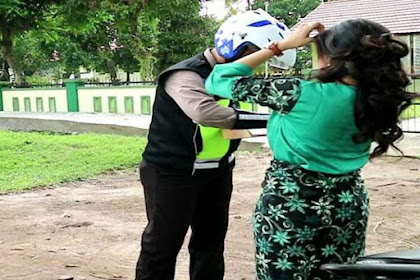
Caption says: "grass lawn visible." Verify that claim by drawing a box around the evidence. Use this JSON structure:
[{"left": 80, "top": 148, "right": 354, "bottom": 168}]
[
  {"left": 402, "top": 79, "right": 420, "bottom": 119},
  {"left": 0, "top": 131, "right": 147, "bottom": 193},
  {"left": 400, "top": 99, "right": 420, "bottom": 120},
  {"left": 401, "top": 103, "right": 420, "bottom": 120}
]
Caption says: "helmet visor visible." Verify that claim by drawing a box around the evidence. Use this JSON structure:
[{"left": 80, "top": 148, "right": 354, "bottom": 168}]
[{"left": 268, "top": 48, "right": 297, "bottom": 69}]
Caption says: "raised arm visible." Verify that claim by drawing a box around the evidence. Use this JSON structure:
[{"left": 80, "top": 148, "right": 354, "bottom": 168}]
[
  {"left": 205, "top": 22, "right": 323, "bottom": 114},
  {"left": 235, "top": 21, "right": 325, "bottom": 69},
  {"left": 205, "top": 63, "right": 302, "bottom": 114},
  {"left": 232, "top": 76, "right": 301, "bottom": 114}
]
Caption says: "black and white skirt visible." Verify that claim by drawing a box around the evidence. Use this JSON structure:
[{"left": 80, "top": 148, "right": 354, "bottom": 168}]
[{"left": 253, "top": 160, "right": 369, "bottom": 280}]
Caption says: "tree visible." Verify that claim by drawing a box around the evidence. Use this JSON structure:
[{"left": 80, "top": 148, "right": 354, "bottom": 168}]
[
  {"left": 47, "top": 0, "right": 118, "bottom": 79},
  {"left": 0, "top": 54, "right": 10, "bottom": 81},
  {"left": 9, "top": 0, "right": 153, "bottom": 82},
  {"left": 13, "top": 0, "right": 128, "bottom": 82},
  {"left": 96, "top": 0, "right": 217, "bottom": 79},
  {"left": 95, "top": 0, "right": 159, "bottom": 80},
  {"left": 0, "top": 0, "right": 66, "bottom": 85},
  {"left": 252, "top": 0, "right": 321, "bottom": 75},
  {"left": 151, "top": 0, "right": 219, "bottom": 75},
  {"left": 7, "top": 0, "right": 218, "bottom": 83},
  {"left": 113, "top": 47, "right": 140, "bottom": 82},
  {"left": 252, "top": 0, "right": 320, "bottom": 27}
]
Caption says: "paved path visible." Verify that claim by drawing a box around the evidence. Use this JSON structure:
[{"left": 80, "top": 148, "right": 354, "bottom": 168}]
[
  {"left": 0, "top": 112, "right": 151, "bottom": 136},
  {"left": 403, "top": 117, "right": 420, "bottom": 133},
  {"left": 0, "top": 112, "right": 419, "bottom": 157}
]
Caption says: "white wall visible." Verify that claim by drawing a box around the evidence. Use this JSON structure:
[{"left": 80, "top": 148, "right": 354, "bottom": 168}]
[
  {"left": 2, "top": 88, "right": 68, "bottom": 112},
  {"left": 78, "top": 86, "right": 156, "bottom": 114},
  {"left": 1, "top": 85, "right": 270, "bottom": 115}
]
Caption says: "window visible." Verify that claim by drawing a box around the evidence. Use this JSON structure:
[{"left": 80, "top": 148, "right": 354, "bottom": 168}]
[
  {"left": 48, "top": 97, "right": 56, "bottom": 112},
  {"left": 413, "top": 34, "right": 420, "bottom": 74},
  {"left": 36, "top": 97, "right": 43, "bottom": 112},
  {"left": 124, "top": 97, "right": 134, "bottom": 113},
  {"left": 94, "top": 97, "right": 102, "bottom": 113},
  {"left": 108, "top": 96, "right": 117, "bottom": 113},
  {"left": 24, "top": 97, "right": 31, "bottom": 112},
  {"left": 12, "top": 98, "right": 19, "bottom": 112},
  {"left": 141, "top": 96, "right": 151, "bottom": 115}
]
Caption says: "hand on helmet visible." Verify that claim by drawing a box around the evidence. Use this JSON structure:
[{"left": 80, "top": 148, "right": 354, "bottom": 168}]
[{"left": 277, "top": 22, "right": 325, "bottom": 51}]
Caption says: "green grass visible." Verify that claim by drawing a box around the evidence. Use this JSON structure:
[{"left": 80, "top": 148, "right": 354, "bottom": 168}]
[
  {"left": 0, "top": 131, "right": 147, "bottom": 193},
  {"left": 402, "top": 79, "right": 420, "bottom": 120},
  {"left": 400, "top": 99, "right": 420, "bottom": 120}
]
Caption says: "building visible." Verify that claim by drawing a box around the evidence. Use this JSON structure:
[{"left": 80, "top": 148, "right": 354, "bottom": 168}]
[{"left": 294, "top": 0, "right": 420, "bottom": 74}]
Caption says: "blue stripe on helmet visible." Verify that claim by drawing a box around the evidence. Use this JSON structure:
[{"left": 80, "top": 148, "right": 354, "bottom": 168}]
[
  {"left": 276, "top": 23, "right": 286, "bottom": 31},
  {"left": 248, "top": 20, "right": 272, "bottom": 27}
]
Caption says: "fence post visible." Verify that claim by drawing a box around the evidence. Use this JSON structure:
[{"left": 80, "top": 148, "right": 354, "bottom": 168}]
[
  {"left": 311, "top": 42, "right": 318, "bottom": 69},
  {"left": 64, "top": 79, "right": 84, "bottom": 112},
  {"left": 0, "top": 82, "right": 10, "bottom": 112}
]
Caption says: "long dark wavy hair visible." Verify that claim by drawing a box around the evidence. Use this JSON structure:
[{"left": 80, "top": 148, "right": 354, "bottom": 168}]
[{"left": 313, "top": 19, "right": 413, "bottom": 158}]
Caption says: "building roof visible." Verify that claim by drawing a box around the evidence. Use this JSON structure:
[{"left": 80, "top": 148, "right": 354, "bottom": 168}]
[{"left": 295, "top": 0, "right": 420, "bottom": 34}]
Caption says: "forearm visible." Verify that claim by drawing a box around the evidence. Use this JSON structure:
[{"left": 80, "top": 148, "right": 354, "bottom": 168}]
[
  {"left": 165, "top": 70, "right": 237, "bottom": 129},
  {"left": 189, "top": 98, "right": 237, "bottom": 129},
  {"left": 205, "top": 62, "right": 301, "bottom": 113},
  {"left": 233, "top": 21, "right": 325, "bottom": 70},
  {"left": 235, "top": 48, "right": 275, "bottom": 69},
  {"left": 166, "top": 70, "right": 270, "bottom": 129}
]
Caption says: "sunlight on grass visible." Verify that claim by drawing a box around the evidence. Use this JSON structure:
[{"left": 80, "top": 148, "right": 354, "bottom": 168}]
[{"left": 0, "top": 131, "right": 146, "bottom": 193}]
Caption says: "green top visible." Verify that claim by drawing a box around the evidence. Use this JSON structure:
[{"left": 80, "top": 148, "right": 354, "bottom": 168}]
[{"left": 205, "top": 63, "right": 371, "bottom": 174}]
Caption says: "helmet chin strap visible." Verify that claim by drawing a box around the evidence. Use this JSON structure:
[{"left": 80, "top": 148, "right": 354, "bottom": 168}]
[
  {"left": 240, "top": 47, "right": 259, "bottom": 57},
  {"left": 221, "top": 46, "right": 260, "bottom": 63}
]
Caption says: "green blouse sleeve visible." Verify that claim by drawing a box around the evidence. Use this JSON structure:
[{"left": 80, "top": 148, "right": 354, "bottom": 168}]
[
  {"left": 205, "top": 62, "right": 254, "bottom": 99},
  {"left": 233, "top": 76, "right": 302, "bottom": 114},
  {"left": 205, "top": 62, "right": 302, "bottom": 114}
]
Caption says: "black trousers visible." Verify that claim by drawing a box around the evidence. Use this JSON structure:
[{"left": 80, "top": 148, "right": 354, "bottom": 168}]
[{"left": 135, "top": 160, "right": 234, "bottom": 280}]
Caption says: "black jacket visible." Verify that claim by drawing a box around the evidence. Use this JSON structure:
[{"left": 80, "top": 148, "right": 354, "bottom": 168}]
[{"left": 142, "top": 52, "right": 267, "bottom": 173}]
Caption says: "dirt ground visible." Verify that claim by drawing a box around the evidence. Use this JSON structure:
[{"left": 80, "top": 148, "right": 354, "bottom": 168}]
[{"left": 0, "top": 153, "right": 419, "bottom": 280}]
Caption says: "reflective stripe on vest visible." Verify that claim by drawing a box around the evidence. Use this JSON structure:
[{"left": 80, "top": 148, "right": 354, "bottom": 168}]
[{"left": 196, "top": 99, "right": 252, "bottom": 163}]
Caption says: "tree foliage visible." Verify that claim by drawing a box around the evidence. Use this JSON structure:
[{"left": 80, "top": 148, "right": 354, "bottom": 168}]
[
  {"left": 252, "top": 0, "right": 321, "bottom": 75},
  {"left": 0, "top": 0, "right": 65, "bottom": 85},
  {"left": 2, "top": 0, "right": 219, "bottom": 84},
  {"left": 1, "top": 0, "right": 324, "bottom": 84},
  {"left": 251, "top": 0, "right": 321, "bottom": 27},
  {"left": 151, "top": 0, "right": 219, "bottom": 75},
  {"left": 11, "top": 1, "right": 114, "bottom": 81}
]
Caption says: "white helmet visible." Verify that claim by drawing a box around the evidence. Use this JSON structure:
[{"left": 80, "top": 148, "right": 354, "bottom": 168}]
[{"left": 214, "top": 9, "right": 296, "bottom": 69}]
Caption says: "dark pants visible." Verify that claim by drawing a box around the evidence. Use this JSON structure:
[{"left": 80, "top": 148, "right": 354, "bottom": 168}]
[{"left": 135, "top": 160, "right": 234, "bottom": 280}]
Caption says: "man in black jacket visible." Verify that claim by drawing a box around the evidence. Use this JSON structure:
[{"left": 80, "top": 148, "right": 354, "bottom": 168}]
[{"left": 135, "top": 9, "right": 288, "bottom": 280}]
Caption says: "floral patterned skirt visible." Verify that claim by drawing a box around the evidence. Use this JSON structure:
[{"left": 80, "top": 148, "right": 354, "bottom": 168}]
[{"left": 253, "top": 160, "right": 369, "bottom": 280}]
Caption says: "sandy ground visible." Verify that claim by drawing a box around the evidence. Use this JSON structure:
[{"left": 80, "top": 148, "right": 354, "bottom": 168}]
[{"left": 0, "top": 153, "right": 419, "bottom": 280}]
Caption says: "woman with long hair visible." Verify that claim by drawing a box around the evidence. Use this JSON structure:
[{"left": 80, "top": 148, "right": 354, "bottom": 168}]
[{"left": 205, "top": 19, "right": 413, "bottom": 280}]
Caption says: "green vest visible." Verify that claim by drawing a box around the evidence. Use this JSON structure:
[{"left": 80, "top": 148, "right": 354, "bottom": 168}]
[{"left": 197, "top": 99, "right": 252, "bottom": 161}]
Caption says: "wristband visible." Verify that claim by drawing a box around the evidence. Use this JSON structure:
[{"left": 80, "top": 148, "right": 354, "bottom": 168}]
[{"left": 265, "top": 42, "right": 284, "bottom": 56}]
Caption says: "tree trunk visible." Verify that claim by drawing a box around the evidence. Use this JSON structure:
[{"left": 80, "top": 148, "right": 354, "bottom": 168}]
[
  {"left": 107, "top": 60, "right": 119, "bottom": 84},
  {"left": 0, "top": 57, "right": 10, "bottom": 81},
  {"left": 126, "top": 71, "right": 130, "bottom": 82},
  {"left": 0, "top": 23, "right": 26, "bottom": 86}
]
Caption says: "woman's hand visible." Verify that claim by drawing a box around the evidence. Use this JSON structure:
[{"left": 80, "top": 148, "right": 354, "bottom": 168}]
[{"left": 277, "top": 22, "right": 325, "bottom": 51}]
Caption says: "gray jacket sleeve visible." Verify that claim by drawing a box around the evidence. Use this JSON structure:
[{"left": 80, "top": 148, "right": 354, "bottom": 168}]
[{"left": 164, "top": 70, "right": 237, "bottom": 129}]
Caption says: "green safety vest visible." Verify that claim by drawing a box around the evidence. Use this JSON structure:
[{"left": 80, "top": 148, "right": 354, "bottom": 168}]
[{"left": 197, "top": 99, "right": 252, "bottom": 161}]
